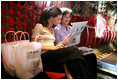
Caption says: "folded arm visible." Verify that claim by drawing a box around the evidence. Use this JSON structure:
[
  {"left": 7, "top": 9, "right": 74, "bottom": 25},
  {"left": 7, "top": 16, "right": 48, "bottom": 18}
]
[{"left": 31, "top": 38, "right": 64, "bottom": 51}]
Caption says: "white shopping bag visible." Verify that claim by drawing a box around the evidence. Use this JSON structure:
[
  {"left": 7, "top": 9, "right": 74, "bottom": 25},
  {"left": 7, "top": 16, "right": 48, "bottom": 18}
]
[
  {"left": 14, "top": 42, "right": 43, "bottom": 79},
  {"left": 1, "top": 31, "right": 30, "bottom": 77},
  {"left": 1, "top": 40, "right": 30, "bottom": 76}
]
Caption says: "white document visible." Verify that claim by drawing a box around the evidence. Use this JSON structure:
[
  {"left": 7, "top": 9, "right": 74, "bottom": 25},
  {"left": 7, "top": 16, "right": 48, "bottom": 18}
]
[{"left": 66, "top": 21, "right": 88, "bottom": 46}]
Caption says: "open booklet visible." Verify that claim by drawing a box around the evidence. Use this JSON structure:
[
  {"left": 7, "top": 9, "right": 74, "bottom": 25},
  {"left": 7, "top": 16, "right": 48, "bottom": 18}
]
[{"left": 66, "top": 21, "right": 88, "bottom": 46}]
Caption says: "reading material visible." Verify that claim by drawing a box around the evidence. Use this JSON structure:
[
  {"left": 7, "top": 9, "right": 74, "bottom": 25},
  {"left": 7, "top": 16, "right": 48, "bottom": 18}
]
[{"left": 66, "top": 21, "right": 88, "bottom": 46}]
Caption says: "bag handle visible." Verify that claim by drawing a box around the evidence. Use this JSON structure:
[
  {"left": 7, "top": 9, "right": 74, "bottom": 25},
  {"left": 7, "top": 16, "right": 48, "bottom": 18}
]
[
  {"left": 15, "top": 31, "right": 24, "bottom": 41},
  {"left": 20, "top": 32, "right": 30, "bottom": 40},
  {"left": 5, "top": 31, "right": 30, "bottom": 43},
  {"left": 34, "top": 35, "right": 40, "bottom": 42},
  {"left": 34, "top": 35, "right": 44, "bottom": 42},
  {"left": 15, "top": 31, "right": 30, "bottom": 40},
  {"left": 5, "top": 31, "right": 16, "bottom": 43}
]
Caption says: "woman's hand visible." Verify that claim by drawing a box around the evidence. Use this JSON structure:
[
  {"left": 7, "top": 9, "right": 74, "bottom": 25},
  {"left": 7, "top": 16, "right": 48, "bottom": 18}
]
[
  {"left": 56, "top": 44, "right": 66, "bottom": 48},
  {"left": 61, "top": 33, "right": 72, "bottom": 45},
  {"left": 42, "top": 45, "right": 61, "bottom": 51}
]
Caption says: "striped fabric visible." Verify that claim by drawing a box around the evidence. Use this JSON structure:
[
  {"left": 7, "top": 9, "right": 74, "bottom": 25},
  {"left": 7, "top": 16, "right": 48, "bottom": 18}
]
[{"left": 32, "top": 24, "right": 55, "bottom": 46}]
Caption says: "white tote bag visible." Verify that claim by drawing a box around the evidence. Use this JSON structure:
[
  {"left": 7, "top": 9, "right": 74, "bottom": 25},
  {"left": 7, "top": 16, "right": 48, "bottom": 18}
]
[
  {"left": 14, "top": 42, "right": 43, "bottom": 79},
  {"left": 1, "top": 31, "right": 30, "bottom": 77}
]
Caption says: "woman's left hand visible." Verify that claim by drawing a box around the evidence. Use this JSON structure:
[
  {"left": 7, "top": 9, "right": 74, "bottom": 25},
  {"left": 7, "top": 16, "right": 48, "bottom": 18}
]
[
  {"left": 56, "top": 44, "right": 65, "bottom": 48},
  {"left": 62, "top": 33, "right": 72, "bottom": 45}
]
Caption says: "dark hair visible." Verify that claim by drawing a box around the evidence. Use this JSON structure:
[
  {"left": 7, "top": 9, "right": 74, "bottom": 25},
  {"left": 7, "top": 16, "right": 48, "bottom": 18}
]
[
  {"left": 38, "top": 6, "right": 62, "bottom": 27},
  {"left": 63, "top": 10, "right": 73, "bottom": 17}
]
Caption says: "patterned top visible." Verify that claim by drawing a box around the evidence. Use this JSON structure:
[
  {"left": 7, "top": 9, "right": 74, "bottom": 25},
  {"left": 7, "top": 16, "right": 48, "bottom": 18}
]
[{"left": 32, "top": 24, "right": 55, "bottom": 46}]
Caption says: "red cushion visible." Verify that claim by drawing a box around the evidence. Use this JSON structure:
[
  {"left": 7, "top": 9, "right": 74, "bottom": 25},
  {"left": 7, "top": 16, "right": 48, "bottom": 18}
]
[
  {"left": 1, "top": 59, "right": 3, "bottom": 63},
  {"left": 45, "top": 71, "right": 65, "bottom": 79},
  {"left": 87, "top": 17, "right": 96, "bottom": 27}
]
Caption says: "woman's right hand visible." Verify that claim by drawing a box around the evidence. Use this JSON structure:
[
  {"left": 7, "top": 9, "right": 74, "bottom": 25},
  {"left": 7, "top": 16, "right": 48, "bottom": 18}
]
[
  {"left": 51, "top": 44, "right": 66, "bottom": 50},
  {"left": 56, "top": 44, "right": 65, "bottom": 48},
  {"left": 53, "top": 46, "right": 61, "bottom": 50},
  {"left": 42, "top": 45, "right": 61, "bottom": 51}
]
